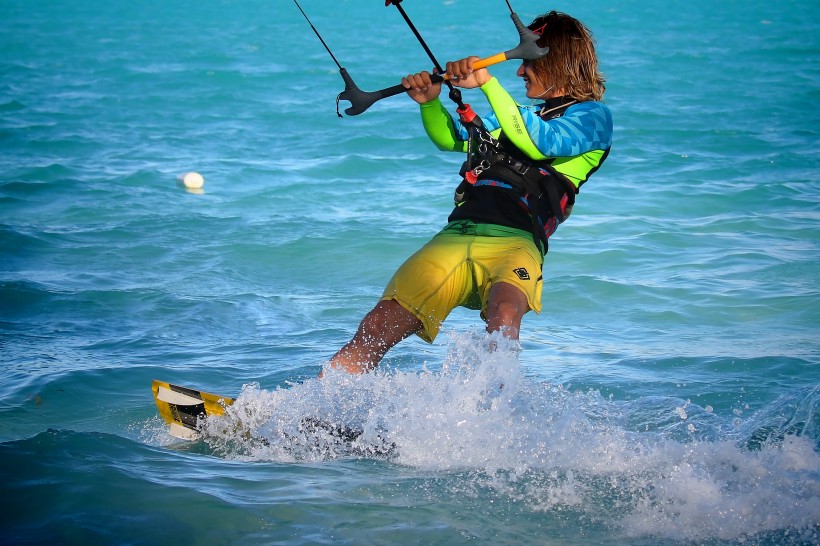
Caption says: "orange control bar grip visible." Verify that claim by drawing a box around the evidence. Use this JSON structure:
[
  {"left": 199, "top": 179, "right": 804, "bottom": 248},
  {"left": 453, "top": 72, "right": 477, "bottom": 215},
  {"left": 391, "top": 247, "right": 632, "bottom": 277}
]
[{"left": 440, "top": 52, "right": 510, "bottom": 81}]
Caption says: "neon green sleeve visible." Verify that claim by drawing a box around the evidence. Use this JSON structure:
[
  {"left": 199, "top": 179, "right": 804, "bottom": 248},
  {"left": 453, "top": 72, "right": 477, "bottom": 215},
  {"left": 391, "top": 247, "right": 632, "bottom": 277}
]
[
  {"left": 480, "top": 77, "right": 548, "bottom": 161},
  {"left": 419, "top": 98, "right": 468, "bottom": 153}
]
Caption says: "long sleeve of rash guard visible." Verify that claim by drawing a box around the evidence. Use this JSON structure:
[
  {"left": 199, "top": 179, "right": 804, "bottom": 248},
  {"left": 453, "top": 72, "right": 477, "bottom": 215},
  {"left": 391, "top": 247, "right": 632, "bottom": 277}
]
[{"left": 419, "top": 98, "right": 468, "bottom": 153}]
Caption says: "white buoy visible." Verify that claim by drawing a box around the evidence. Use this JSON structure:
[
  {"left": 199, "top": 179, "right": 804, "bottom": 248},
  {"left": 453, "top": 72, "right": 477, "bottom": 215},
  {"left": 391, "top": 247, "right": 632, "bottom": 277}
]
[{"left": 178, "top": 172, "right": 204, "bottom": 189}]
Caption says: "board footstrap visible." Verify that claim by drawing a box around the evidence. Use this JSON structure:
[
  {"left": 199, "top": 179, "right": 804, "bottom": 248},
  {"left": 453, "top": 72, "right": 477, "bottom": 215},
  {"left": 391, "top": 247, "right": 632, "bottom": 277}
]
[{"left": 151, "top": 380, "right": 235, "bottom": 440}]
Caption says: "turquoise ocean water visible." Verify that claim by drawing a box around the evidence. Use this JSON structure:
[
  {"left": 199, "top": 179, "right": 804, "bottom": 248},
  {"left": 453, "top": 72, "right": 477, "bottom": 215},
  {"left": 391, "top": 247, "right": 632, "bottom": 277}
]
[{"left": 1, "top": 0, "right": 819, "bottom": 543}]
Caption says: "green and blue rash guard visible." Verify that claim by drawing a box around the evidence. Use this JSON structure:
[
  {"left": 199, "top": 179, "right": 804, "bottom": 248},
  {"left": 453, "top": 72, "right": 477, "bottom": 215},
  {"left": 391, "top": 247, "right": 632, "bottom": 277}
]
[{"left": 420, "top": 77, "right": 613, "bottom": 250}]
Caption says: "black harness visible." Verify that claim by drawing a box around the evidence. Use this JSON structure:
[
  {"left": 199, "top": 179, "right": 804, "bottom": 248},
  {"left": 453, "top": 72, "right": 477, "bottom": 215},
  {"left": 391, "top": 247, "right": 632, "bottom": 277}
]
[{"left": 454, "top": 97, "right": 579, "bottom": 253}]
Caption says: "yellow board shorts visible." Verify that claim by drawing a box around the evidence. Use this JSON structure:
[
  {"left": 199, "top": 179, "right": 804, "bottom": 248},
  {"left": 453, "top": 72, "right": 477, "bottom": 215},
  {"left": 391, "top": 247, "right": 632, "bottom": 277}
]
[{"left": 381, "top": 220, "right": 544, "bottom": 342}]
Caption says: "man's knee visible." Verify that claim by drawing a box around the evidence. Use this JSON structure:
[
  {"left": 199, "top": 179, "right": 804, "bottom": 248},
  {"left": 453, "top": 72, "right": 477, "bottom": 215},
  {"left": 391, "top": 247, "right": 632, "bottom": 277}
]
[
  {"left": 487, "top": 299, "right": 526, "bottom": 325},
  {"left": 485, "top": 282, "right": 530, "bottom": 338},
  {"left": 358, "top": 300, "right": 421, "bottom": 343}
]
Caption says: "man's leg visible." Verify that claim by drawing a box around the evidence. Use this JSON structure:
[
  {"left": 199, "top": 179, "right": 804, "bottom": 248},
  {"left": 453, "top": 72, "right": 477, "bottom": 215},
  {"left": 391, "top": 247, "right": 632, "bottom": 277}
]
[
  {"left": 485, "top": 281, "right": 530, "bottom": 339},
  {"left": 327, "top": 299, "right": 423, "bottom": 374}
]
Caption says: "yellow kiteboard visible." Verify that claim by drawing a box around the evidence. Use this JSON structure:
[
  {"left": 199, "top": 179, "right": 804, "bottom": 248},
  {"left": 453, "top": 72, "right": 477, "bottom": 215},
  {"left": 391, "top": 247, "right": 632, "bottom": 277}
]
[
  {"left": 151, "top": 380, "right": 396, "bottom": 456},
  {"left": 151, "top": 379, "right": 234, "bottom": 440}
]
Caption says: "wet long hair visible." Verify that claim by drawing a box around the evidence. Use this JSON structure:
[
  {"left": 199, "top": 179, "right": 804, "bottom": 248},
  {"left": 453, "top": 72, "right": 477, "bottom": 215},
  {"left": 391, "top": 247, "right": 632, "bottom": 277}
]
[{"left": 527, "top": 11, "right": 605, "bottom": 102}]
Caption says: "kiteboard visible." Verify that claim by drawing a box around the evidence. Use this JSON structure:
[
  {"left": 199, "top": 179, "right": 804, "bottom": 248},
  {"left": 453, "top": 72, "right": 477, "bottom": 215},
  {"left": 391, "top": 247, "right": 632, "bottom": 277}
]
[
  {"left": 151, "top": 379, "right": 396, "bottom": 456},
  {"left": 151, "top": 379, "right": 234, "bottom": 440}
]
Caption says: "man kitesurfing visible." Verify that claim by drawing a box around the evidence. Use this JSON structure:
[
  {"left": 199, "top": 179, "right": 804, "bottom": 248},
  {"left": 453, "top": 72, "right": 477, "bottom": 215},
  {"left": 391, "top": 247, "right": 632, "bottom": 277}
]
[
  {"left": 152, "top": 3, "right": 613, "bottom": 440},
  {"left": 326, "top": 8, "right": 613, "bottom": 374}
]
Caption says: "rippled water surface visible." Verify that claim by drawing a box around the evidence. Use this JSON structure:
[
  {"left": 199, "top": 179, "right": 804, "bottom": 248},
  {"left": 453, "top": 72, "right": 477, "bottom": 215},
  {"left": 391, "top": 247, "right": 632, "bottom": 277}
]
[{"left": 1, "top": 0, "right": 818, "bottom": 544}]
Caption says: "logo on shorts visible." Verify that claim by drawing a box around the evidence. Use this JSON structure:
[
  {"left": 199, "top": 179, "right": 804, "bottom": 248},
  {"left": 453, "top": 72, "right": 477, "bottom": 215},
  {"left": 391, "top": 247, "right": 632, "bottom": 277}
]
[{"left": 513, "top": 267, "right": 530, "bottom": 280}]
